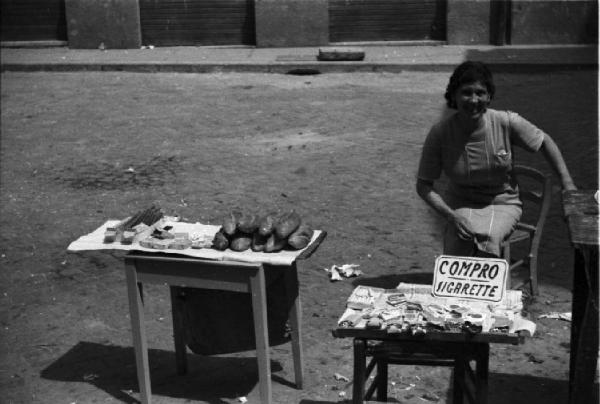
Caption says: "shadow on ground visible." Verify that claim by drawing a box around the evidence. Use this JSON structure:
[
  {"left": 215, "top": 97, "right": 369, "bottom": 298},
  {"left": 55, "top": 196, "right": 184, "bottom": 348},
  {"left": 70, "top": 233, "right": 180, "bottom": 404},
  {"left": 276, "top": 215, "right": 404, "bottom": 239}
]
[{"left": 40, "top": 341, "right": 284, "bottom": 404}]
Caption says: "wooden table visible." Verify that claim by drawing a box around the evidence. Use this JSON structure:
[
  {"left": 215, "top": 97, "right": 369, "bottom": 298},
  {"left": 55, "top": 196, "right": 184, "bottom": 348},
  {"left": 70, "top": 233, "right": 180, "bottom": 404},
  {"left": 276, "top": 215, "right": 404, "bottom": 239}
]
[
  {"left": 332, "top": 328, "right": 522, "bottom": 404},
  {"left": 124, "top": 235, "right": 324, "bottom": 404},
  {"left": 562, "top": 190, "right": 599, "bottom": 404}
]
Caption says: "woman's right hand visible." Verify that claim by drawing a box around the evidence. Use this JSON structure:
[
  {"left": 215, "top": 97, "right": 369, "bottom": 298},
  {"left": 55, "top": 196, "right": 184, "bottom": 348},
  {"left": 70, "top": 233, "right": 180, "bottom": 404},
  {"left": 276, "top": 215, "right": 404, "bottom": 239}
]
[{"left": 449, "top": 212, "right": 475, "bottom": 240}]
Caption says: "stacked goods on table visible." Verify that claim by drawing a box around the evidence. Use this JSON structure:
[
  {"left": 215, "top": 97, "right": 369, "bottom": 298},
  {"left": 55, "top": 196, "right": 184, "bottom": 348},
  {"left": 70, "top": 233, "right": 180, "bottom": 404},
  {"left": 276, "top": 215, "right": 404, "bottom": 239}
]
[
  {"left": 105, "top": 207, "right": 316, "bottom": 253},
  {"left": 103, "top": 205, "right": 214, "bottom": 250},
  {"left": 212, "top": 210, "right": 314, "bottom": 253},
  {"left": 138, "top": 224, "right": 214, "bottom": 250},
  {"left": 103, "top": 205, "right": 164, "bottom": 244},
  {"left": 337, "top": 283, "right": 535, "bottom": 336}
]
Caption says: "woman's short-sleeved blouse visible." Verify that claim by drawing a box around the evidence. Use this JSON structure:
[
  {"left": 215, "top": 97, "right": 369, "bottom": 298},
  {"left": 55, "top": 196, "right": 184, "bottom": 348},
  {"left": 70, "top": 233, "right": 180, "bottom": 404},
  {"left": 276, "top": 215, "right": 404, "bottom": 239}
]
[{"left": 417, "top": 109, "right": 545, "bottom": 207}]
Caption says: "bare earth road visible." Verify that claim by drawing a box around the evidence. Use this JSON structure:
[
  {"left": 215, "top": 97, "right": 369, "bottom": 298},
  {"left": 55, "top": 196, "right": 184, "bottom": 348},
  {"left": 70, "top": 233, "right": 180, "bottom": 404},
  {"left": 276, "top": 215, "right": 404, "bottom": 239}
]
[{"left": 0, "top": 70, "right": 597, "bottom": 404}]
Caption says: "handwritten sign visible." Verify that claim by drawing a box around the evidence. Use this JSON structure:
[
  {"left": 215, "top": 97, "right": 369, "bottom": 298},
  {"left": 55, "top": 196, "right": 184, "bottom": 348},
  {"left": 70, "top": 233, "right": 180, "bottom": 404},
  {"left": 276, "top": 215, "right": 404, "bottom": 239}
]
[{"left": 432, "top": 255, "right": 508, "bottom": 303}]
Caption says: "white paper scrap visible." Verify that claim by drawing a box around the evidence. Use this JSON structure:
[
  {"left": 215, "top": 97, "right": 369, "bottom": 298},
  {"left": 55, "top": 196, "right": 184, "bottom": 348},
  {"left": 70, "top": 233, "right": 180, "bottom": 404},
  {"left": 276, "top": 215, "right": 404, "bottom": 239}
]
[
  {"left": 509, "top": 313, "right": 537, "bottom": 336},
  {"left": 538, "top": 312, "right": 572, "bottom": 321}
]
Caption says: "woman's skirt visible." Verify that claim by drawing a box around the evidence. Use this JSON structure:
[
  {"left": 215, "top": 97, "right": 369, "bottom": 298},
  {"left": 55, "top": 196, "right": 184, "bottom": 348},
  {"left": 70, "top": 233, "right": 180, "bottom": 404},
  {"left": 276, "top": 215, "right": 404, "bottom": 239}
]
[{"left": 444, "top": 204, "right": 522, "bottom": 257}]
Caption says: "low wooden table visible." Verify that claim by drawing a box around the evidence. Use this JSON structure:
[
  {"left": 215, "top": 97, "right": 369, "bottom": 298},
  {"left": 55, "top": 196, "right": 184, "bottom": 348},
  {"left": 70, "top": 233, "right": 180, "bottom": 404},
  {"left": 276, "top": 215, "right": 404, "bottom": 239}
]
[
  {"left": 562, "top": 190, "right": 599, "bottom": 404},
  {"left": 332, "top": 328, "right": 522, "bottom": 404},
  {"left": 124, "top": 233, "right": 324, "bottom": 404}
]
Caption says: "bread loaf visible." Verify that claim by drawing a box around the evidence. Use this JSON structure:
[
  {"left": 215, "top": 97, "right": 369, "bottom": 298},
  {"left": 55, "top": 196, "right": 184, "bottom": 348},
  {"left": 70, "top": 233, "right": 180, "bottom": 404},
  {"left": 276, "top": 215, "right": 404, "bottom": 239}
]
[
  {"left": 222, "top": 211, "right": 242, "bottom": 236},
  {"left": 275, "top": 210, "right": 301, "bottom": 239},
  {"left": 251, "top": 232, "right": 269, "bottom": 252},
  {"left": 211, "top": 229, "right": 230, "bottom": 250},
  {"left": 230, "top": 233, "right": 252, "bottom": 252},
  {"left": 237, "top": 213, "right": 259, "bottom": 234},
  {"left": 287, "top": 223, "right": 314, "bottom": 250},
  {"left": 258, "top": 212, "right": 279, "bottom": 236},
  {"left": 264, "top": 233, "right": 287, "bottom": 253}
]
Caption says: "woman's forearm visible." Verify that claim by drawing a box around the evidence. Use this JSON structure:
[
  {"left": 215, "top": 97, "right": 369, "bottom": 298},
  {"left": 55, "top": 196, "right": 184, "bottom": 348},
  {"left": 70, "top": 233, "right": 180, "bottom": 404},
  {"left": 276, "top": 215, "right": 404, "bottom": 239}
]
[
  {"left": 416, "top": 179, "right": 455, "bottom": 221},
  {"left": 416, "top": 179, "right": 475, "bottom": 239},
  {"left": 540, "top": 133, "right": 577, "bottom": 190}
]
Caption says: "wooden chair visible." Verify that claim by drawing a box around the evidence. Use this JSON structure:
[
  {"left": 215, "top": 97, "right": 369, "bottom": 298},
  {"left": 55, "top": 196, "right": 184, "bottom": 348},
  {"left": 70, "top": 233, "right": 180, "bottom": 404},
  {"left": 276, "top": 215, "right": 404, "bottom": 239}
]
[{"left": 500, "top": 165, "right": 552, "bottom": 296}]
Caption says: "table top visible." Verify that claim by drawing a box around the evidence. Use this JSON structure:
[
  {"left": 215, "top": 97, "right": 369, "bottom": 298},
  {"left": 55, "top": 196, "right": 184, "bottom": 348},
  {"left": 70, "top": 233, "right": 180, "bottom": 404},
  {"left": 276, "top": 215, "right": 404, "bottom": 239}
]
[
  {"left": 562, "top": 190, "right": 599, "bottom": 246},
  {"left": 332, "top": 327, "right": 522, "bottom": 345},
  {"left": 69, "top": 220, "right": 327, "bottom": 265}
]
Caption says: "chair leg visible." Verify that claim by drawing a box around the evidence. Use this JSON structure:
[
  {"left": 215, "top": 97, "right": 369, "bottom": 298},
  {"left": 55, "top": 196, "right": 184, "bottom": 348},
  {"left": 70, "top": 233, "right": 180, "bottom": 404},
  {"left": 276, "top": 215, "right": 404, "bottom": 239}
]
[
  {"left": 529, "top": 255, "right": 539, "bottom": 296},
  {"left": 502, "top": 242, "right": 512, "bottom": 290}
]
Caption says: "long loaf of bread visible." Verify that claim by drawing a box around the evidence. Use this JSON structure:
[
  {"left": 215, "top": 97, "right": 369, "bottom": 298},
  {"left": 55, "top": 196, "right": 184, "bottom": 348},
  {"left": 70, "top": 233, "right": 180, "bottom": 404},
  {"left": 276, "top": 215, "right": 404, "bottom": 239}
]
[
  {"left": 275, "top": 210, "right": 301, "bottom": 239},
  {"left": 287, "top": 223, "right": 314, "bottom": 250}
]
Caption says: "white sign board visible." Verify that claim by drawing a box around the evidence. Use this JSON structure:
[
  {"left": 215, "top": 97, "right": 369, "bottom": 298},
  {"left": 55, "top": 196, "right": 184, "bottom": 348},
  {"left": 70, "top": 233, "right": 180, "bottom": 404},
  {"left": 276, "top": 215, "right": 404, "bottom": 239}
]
[{"left": 432, "top": 255, "right": 508, "bottom": 303}]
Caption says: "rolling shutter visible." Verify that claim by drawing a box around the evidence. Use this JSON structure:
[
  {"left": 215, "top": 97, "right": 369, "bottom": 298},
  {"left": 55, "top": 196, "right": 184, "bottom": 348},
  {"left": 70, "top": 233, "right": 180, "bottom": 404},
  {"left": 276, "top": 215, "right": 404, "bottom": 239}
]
[
  {"left": 329, "top": 0, "right": 446, "bottom": 43},
  {"left": 139, "top": 0, "right": 255, "bottom": 46},
  {"left": 1, "top": 0, "right": 67, "bottom": 41}
]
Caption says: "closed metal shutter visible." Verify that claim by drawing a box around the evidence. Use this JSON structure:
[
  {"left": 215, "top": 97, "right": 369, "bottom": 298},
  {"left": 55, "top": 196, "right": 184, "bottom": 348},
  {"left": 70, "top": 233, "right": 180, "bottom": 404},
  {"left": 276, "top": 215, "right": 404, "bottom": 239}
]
[
  {"left": 329, "top": 0, "right": 446, "bottom": 43},
  {"left": 139, "top": 0, "right": 255, "bottom": 46},
  {"left": 0, "top": 0, "right": 67, "bottom": 41}
]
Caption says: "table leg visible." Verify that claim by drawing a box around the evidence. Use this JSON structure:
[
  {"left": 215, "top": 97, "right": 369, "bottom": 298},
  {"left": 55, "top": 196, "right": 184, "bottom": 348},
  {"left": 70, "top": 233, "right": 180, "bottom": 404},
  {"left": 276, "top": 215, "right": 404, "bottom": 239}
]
[
  {"left": 285, "top": 263, "right": 304, "bottom": 388},
  {"left": 169, "top": 286, "right": 187, "bottom": 375},
  {"left": 568, "top": 246, "right": 599, "bottom": 404},
  {"left": 475, "top": 344, "right": 489, "bottom": 404},
  {"left": 250, "top": 265, "right": 272, "bottom": 404},
  {"left": 352, "top": 338, "right": 366, "bottom": 404},
  {"left": 375, "top": 358, "right": 388, "bottom": 402},
  {"left": 453, "top": 355, "right": 465, "bottom": 404},
  {"left": 125, "top": 260, "right": 152, "bottom": 404}
]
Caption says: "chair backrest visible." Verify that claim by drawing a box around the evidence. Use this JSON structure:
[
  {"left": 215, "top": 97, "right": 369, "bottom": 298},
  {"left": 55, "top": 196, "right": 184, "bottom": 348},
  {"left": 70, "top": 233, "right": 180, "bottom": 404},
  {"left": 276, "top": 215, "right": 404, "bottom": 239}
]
[{"left": 512, "top": 164, "right": 552, "bottom": 234}]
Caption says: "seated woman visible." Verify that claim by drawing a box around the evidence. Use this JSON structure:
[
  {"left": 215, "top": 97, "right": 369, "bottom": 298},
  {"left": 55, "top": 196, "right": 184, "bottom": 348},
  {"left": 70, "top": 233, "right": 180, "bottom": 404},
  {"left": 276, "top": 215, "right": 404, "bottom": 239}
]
[{"left": 416, "top": 61, "right": 577, "bottom": 258}]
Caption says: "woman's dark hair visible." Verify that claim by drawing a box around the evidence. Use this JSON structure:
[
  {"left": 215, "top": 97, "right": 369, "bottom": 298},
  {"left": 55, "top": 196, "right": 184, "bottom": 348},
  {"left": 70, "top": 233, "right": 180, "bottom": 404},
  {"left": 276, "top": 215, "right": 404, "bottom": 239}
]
[{"left": 444, "top": 61, "right": 495, "bottom": 109}]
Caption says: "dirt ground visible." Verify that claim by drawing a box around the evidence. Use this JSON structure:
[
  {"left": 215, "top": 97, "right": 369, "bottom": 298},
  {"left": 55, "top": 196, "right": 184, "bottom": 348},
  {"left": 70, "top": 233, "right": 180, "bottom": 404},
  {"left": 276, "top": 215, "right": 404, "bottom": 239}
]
[{"left": 0, "top": 69, "right": 598, "bottom": 404}]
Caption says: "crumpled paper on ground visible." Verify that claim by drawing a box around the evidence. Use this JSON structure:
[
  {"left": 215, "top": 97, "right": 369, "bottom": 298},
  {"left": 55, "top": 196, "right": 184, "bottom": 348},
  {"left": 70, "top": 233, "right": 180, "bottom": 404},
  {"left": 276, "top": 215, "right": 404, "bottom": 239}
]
[
  {"left": 509, "top": 313, "right": 537, "bottom": 336},
  {"left": 324, "top": 264, "right": 362, "bottom": 281},
  {"left": 334, "top": 372, "right": 350, "bottom": 382},
  {"left": 538, "top": 311, "right": 572, "bottom": 321}
]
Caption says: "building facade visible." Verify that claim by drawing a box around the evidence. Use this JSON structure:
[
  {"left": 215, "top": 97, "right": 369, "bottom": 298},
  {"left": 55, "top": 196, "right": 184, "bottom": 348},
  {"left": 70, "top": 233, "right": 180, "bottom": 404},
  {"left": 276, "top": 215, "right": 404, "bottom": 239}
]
[{"left": 0, "top": 0, "right": 597, "bottom": 48}]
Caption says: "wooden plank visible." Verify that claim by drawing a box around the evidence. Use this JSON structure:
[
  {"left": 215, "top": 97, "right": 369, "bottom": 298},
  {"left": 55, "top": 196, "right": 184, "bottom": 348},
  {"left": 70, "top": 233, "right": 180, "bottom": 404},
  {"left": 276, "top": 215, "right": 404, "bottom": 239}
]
[{"left": 318, "top": 47, "right": 365, "bottom": 61}]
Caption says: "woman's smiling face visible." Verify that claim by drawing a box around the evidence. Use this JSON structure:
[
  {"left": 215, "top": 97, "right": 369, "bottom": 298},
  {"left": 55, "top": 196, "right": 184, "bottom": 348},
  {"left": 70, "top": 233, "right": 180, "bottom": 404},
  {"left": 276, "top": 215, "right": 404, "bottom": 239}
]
[{"left": 454, "top": 81, "right": 490, "bottom": 122}]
